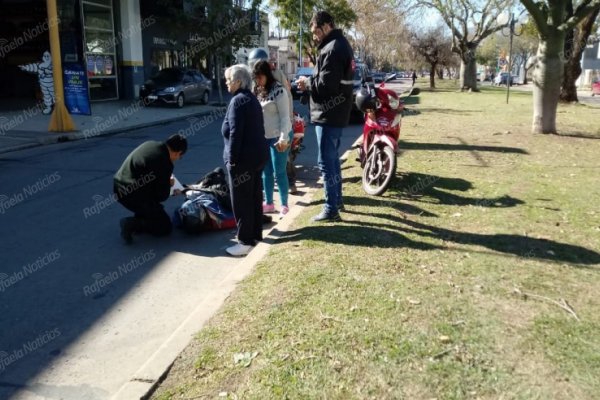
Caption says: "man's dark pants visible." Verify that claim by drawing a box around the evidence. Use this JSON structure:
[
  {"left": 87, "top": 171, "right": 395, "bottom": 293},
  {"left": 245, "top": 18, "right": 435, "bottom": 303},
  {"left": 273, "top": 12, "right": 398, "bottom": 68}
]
[
  {"left": 117, "top": 194, "right": 172, "bottom": 236},
  {"left": 228, "top": 164, "right": 264, "bottom": 246}
]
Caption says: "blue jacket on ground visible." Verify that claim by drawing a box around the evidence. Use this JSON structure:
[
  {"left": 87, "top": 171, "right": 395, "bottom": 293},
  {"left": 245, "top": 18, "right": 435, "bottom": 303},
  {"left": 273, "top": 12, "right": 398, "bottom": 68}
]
[{"left": 221, "top": 88, "right": 268, "bottom": 168}]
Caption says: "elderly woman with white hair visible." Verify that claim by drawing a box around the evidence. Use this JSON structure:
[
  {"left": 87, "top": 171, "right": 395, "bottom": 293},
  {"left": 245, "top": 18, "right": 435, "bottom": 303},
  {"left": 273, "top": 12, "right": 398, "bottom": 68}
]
[{"left": 221, "top": 64, "right": 269, "bottom": 256}]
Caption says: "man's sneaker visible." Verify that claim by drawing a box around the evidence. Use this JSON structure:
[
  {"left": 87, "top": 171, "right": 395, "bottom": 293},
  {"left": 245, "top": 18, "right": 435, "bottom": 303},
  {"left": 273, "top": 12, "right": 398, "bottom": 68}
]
[
  {"left": 226, "top": 243, "right": 254, "bottom": 257},
  {"left": 338, "top": 204, "right": 345, "bottom": 212},
  {"left": 263, "top": 203, "right": 276, "bottom": 213},
  {"left": 311, "top": 210, "right": 341, "bottom": 222},
  {"left": 279, "top": 205, "right": 289, "bottom": 219},
  {"left": 289, "top": 184, "right": 299, "bottom": 195},
  {"left": 119, "top": 217, "right": 137, "bottom": 245}
]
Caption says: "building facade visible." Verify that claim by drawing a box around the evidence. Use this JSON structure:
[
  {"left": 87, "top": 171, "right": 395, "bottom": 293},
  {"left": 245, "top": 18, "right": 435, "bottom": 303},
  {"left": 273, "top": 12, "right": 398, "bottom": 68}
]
[{"left": 0, "top": 0, "right": 263, "bottom": 115}]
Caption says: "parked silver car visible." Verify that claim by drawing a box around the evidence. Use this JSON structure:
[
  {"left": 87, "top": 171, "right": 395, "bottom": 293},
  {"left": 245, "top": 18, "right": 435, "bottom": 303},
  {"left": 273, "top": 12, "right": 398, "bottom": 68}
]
[{"left": 140, "top": 68, "right": 212, "bottom": 107}]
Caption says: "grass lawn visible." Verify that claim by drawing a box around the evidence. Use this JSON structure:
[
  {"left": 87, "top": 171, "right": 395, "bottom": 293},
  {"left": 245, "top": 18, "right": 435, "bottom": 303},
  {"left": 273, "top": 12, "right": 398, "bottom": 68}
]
[{"left": 151, "top": 79, "right": 600, "bottom": 400}]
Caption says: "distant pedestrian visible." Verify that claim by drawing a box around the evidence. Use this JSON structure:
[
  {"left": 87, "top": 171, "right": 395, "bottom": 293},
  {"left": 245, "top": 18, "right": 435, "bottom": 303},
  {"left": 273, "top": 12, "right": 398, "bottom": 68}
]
[
  {"left": 296, "top": 10, "right": 354, "bottom": 222},
  {"left": 252, "top": 60, "right": 293, "bottom": 219},
  {"left": 114, "top": 134, "right": 187, "bottom": 244},
  {"left": 222, "top": 64, "right": 269, "bottom": 257},
  {"left": 412, "top": 70, "right": 417, "bottom": 86}
]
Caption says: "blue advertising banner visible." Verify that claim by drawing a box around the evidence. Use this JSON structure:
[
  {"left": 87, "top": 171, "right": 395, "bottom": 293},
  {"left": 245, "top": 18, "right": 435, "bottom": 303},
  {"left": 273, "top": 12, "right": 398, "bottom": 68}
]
[{"left": 63, "top": 63, "right": 91, "bottom": 115}]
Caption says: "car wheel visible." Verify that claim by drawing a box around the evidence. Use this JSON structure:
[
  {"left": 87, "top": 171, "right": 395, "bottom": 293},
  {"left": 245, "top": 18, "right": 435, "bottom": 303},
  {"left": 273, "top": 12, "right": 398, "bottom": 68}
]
[
  {"left": 201, "top": 91, "right": 209, "bottom": 105},
  {"left": 176, "top": 94, "right": 184, "bottom": 108}
]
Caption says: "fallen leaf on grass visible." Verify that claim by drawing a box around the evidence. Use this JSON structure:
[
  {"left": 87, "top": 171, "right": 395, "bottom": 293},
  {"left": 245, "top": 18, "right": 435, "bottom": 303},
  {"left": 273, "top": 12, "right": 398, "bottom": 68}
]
[
  {"left": 439, "top": 335, "right": 452, "bottom": 344},
  {"left": 233, "top": 351, "right": 259, "bottom": 367}
]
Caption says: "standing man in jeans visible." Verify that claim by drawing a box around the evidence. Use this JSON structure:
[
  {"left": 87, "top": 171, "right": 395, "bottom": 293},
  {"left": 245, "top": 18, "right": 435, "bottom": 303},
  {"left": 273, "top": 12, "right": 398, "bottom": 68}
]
[{"left": 297, "top": 11, "right": 354, "bottom": 222}]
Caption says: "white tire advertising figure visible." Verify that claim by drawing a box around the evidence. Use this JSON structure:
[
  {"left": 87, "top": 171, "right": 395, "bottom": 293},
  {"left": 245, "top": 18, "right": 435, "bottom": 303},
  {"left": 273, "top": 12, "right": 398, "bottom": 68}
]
[{"left": 19, "top": 50, "right": 55, "bottom": 115}]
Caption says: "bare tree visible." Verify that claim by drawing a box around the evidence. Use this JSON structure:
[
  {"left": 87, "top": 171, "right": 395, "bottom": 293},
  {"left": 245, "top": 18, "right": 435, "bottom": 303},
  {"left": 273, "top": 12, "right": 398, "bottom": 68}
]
[
  {"left": 409, "top": 25, "right": 453, "bottom": 88},
  {"left": 349, "top": 0, "right": 408, "bottom": 69},
  {"left": 521, "top": 0, "right": 600, "bottom": 133},
  {"left": 418, "top": 0, "right": 514, "bottom": 91}
]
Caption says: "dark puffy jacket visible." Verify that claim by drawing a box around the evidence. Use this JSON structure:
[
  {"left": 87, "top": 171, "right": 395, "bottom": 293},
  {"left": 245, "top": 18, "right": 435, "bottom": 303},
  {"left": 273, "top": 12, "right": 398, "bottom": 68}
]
[
  {"left": 113, "top": 141, "right": 173, "bottom": 203},
  {"left": 221, "top": 88, "right": 269, "bottom": 168},
  {"left": 309, "top": 29, "right": 354, "bottom": 127}
]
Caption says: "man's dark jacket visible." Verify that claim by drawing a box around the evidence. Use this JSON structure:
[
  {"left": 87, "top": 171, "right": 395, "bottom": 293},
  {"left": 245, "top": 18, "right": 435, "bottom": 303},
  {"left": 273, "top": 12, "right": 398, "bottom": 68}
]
[
  {"left": 113, "top": 141, "right": 173, "bottom": 203},
  {"left": 221, "top": 88, "right": 268, "bottom": 168},
  {"left": 309, "top": 29, "right": 354, "bottom": 127}
]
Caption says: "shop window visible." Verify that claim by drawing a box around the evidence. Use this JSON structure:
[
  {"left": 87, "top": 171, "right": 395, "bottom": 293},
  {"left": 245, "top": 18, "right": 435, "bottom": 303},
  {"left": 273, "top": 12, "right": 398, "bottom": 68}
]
[{"left": 82, "top": 0, "right": 118, "bottom": 100}]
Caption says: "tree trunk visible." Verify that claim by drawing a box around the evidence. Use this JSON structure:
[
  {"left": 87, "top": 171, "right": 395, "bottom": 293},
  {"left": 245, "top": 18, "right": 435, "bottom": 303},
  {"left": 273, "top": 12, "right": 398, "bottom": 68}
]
[
  {"left": 531, "top": 34, "right": 565, "bottom": 134},
  {"left": 459, "top": 54, "right": 478, "bottom": 91},
  {"left": 559, "top": 8, "right": 600, "bottom": 102},
  {"left": 429, "top": 62, "right": 437, "bottom": 88},
  {"left": 560, "top": 51, "right": 582, "bottom": 102}
]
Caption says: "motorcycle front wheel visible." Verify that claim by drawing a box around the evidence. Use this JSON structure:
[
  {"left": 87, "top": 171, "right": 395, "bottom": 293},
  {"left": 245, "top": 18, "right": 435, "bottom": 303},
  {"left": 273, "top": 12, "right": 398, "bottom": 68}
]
[{"left": 362, "top": 145, "right": 396, "bottom": 196}]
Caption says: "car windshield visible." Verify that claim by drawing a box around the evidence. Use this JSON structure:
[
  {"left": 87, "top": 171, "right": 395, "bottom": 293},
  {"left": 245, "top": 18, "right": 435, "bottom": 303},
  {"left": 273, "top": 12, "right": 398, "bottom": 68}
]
[{"left": 152, "top": 68, "right": 183, "bottom": 83}]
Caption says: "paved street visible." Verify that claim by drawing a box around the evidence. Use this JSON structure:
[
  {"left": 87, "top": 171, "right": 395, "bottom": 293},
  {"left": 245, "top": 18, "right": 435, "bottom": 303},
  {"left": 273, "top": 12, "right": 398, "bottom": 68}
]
[{"left": 0, "top": 100, "right": 361, "bottom": 400}]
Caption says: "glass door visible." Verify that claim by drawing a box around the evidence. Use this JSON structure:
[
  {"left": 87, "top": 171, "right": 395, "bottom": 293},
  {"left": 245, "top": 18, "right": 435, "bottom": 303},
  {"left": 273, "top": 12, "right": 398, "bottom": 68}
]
[{"left": 81, "top": 0, "right": 118, "bottom": 100}]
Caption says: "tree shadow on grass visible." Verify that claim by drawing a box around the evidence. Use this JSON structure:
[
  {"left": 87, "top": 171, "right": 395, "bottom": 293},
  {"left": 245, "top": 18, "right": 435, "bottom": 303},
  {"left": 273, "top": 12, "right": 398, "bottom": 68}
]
[
  {"left": 389, "top": 172, "right": 525, "bottom": 208},
  {"left": 294, "top": 196, "right": 598, "bottom": 266},
  {"left": 399, "top": 140, "right": 529, "bottom": 155}
]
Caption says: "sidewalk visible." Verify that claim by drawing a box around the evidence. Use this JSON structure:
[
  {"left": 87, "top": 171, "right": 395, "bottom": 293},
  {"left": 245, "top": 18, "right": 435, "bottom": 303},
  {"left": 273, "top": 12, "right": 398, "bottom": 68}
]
[{"left": 0, "top": 98, "right": 230, "bottom": 155}]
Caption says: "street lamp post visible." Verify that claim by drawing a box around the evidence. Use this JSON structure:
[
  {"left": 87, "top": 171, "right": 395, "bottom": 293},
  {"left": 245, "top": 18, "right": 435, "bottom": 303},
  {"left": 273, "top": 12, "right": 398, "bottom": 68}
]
[
  {"left": 299, "top": 0, "right": 303, "bottom": 67},
  {"left": 497, "top": 12, "right": 525, "bottom": 104}
]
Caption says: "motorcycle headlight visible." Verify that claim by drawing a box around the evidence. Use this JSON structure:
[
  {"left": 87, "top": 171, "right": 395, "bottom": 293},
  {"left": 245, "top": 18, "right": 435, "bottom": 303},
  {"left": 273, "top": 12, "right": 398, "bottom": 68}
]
[
  {"left": 164, "top": 87, "right": 176, "bottom": 93},
  {"left": 388, "top": 94, "right": 399, "bottom": 109}
]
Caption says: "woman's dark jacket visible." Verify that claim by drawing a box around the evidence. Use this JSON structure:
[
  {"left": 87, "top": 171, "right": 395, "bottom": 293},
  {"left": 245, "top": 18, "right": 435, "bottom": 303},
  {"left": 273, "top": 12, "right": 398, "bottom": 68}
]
[{"left": 221, "top": 88, "right": 268, "bottom": 168}]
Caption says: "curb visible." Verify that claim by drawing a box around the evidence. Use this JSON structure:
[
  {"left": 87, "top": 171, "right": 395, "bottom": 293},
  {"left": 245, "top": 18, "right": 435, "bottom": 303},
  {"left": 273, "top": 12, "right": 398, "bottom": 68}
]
[
  {"left": 114, "top": 150, "right": 352, "bottom": 400},
  {"left": 111, "top": 182, "right": 320, "bottom": 400},
  {"left": 0, "top": 107, "right": 225, "bottom": 155}
]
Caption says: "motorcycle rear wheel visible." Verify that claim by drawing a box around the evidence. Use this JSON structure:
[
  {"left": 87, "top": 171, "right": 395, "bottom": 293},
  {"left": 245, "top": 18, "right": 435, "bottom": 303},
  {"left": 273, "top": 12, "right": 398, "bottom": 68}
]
[{"left": 362, "top": 145, "right": 396, "bottom": 196}]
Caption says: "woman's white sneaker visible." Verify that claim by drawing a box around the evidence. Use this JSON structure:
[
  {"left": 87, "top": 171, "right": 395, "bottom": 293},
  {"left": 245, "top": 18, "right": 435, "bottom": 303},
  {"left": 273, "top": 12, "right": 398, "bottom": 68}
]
[{"left": 226, "top": 243, "right": 253, "bottom": 256}]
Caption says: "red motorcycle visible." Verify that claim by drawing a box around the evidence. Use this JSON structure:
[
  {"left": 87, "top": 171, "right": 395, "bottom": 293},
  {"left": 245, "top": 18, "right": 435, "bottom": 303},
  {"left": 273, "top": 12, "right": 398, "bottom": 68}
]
[{"left": 354, "top": 80, "right": 419, "bottom": 195}]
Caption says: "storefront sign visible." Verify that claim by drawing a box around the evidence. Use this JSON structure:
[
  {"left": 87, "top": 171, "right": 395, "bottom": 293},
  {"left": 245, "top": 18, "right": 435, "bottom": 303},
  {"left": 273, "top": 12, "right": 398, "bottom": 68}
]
[{"left": 63, "top": 63, "right": 91, "bottom": 115}]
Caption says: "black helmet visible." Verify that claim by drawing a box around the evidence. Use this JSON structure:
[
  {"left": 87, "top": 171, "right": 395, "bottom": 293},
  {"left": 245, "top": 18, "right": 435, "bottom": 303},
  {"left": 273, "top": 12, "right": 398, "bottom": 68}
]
[
  {"left": 248, "top": 48, "right": 268, "bottom": 67},
  {"left": 355, "top": 87, "right": 376, "bottom": 112}
]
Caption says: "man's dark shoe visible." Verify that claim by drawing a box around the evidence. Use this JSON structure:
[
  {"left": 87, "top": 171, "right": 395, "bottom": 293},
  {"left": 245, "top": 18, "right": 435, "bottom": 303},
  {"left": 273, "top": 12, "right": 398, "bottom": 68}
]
[
  {"left": 338, "top": 204, "right": 345, "bottom": 212},
  {"left": 120, "top": 217, "right": 137, "bottom": 244},
  {"left": 311, "top": 210, "right": 341, "bottom": 222}
]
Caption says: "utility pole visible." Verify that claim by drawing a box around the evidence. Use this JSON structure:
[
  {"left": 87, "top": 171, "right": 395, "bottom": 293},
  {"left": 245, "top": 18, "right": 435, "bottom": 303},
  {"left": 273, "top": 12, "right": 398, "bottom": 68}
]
[
  {"left": 299, "top": 0, "right": 302, "bottom": 67},
  {"left": 46, "top": 0, "right": 76, "bottom": 132}
]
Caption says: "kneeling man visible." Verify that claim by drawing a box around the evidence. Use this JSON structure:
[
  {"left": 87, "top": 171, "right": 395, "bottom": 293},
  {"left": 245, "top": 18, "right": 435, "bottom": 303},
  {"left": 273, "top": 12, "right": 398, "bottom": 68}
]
[{"left": 114, "top": 134, "right": 187, "bottom": 244}]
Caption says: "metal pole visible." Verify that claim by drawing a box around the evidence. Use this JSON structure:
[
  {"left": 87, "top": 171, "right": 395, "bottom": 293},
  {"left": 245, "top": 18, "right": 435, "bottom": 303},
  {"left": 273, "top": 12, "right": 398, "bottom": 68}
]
[
  {"left": 506, "top": 13, "right": 514, "bottom": 104},
  {"left": 299, "top": 0, "right": 302, "bottom": 67}
]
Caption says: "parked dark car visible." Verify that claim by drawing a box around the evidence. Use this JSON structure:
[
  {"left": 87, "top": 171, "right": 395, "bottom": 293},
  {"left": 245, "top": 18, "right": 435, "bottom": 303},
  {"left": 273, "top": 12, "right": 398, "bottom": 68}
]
[
  {"left": 372, "top": 71, "right": 386, "bottom": 83},
  {"left": 290, "top": 67, "right": 314, "bottom": 99},
  {"left": 140, "top": 68, "right": 212, "bottom": 107}
]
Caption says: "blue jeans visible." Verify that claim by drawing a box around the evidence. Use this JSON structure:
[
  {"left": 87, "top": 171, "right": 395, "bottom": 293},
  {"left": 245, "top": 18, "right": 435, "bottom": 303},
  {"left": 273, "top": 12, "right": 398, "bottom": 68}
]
[
  {"left": 315, "top": 124, "right": 343, "bottom": 214},
  {"left": 263, "top": 133, "right": 292, "bottom": 207}
]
